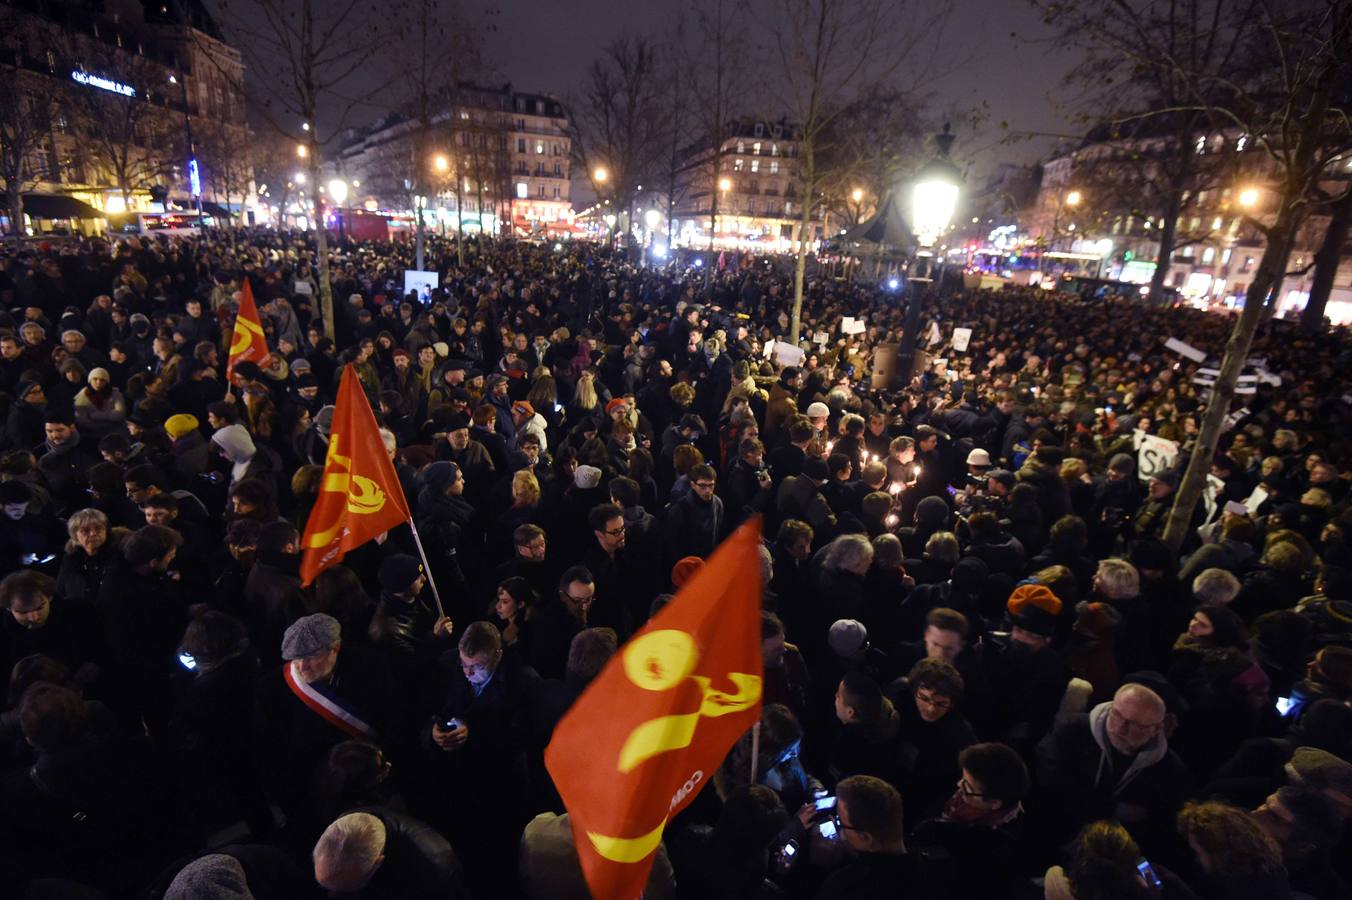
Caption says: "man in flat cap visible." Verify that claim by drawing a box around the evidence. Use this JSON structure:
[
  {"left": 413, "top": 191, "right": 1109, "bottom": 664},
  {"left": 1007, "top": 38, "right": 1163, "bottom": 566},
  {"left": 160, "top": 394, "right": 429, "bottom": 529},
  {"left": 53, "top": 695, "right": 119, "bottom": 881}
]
[{"left": 255, "top": 613, "right": 401, "bottom": 824}]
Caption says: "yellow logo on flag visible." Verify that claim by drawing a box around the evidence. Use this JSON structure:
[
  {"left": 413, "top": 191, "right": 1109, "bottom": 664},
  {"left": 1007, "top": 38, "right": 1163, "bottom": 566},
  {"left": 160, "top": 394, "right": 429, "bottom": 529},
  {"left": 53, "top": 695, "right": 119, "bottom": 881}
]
[{"left": 305, "top": 434, "right": 389, "bottom": 548}]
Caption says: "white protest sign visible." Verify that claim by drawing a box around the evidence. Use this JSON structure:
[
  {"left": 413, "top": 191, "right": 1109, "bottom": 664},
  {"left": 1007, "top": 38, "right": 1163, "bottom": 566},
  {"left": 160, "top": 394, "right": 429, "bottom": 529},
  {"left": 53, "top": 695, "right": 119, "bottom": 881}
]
[
  {"left": 952, "top": 327, "right": 973, "bottom": 353},
  {"left": 813, "top": 331, "right": 831, "bottom": 345},
  {"left": 292, "top": 280, "right": 313, "bottom": 296},
  {"left": 842, "top": 317, "right": 866, "bottom": 335},
  {"left": 1164, "top": 337, "right": 1207, "bottom": 363},
  {"left": 1202, "top": 473, "right": 1225, "bottom": 523},
  {"left": 403, "top": 269, "right": 440, "bottom": 301},
  {"left": 1243, "top": 484, "right": 1269, "bottom": 516},
  {"left": 1137, "top": 433, "right": 1180, "bottom": 483},
  {"left": 926, "top": 320, "right": 943, "bottom": 346},
  {"left": 773, "top": 341, "right": 805, "bottom": 368}
]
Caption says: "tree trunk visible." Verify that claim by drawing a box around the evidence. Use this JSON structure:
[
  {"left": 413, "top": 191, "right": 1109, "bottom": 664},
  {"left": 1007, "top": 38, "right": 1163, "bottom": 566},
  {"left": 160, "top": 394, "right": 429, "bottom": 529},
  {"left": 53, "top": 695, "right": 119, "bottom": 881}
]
[
  {"left": 1160, "top": 68, "right": 1334, "bottom": 551},
  {"left": 416, "top": 203, "right": 426, "bottom": 272},
  {"left": 6, "top": 189, "right": 22, "bottom": 241},
  {"left": 1148, "top": 176, "right": 1186, "bottom": 305},
  {"left": 789, "top": 145, "right": 815, "bottom": 345},
  {"left": 1301, "top": 186, "right": 1352, "bottom": 331},
  {"left": 311, "top": 156, "right": 335, "bottom": 341}
]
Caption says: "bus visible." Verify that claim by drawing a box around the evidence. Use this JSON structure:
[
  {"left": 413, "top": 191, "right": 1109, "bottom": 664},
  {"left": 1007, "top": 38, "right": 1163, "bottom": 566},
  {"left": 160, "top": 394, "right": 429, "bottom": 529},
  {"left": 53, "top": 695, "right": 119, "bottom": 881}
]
[{"left": 106, "top": 211, "right": 212, "bottom": 237}]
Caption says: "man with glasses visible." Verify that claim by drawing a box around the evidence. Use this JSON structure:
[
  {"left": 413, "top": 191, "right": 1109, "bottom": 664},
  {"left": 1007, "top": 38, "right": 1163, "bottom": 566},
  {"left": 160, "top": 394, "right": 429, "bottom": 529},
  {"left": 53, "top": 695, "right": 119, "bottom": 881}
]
[
  {"left": 910, "top": 742, "right": 1030, "bottom": 898},
  {"left": 529, "top": 566, "right": 596, "bottom": 680},
  {"left": 583, "top": 503, "right": 638, "bottom": 633},
  {"left": 491, "top": 523, "right": 554, "bottom": 603},
  {"left": 1036, "top": 682, "right": 1191, "bottom": 857},
  {"left": 663, "top": 463, "right": 724, "bottom": 572}
]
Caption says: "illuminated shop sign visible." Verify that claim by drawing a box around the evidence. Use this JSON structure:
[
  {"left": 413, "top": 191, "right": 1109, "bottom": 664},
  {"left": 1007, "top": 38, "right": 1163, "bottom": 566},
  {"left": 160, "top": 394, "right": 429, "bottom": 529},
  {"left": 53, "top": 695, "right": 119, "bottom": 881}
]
[{"left": 71, "top": 70, "right": 136, "bottom": 97}]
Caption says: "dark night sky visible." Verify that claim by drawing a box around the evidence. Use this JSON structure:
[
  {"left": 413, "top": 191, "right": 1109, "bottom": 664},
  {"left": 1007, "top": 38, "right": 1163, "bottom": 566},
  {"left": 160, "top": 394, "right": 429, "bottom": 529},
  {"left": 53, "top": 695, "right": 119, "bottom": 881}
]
[{"left": 474, "top": 0, "right": 1079, "bottom": 181}]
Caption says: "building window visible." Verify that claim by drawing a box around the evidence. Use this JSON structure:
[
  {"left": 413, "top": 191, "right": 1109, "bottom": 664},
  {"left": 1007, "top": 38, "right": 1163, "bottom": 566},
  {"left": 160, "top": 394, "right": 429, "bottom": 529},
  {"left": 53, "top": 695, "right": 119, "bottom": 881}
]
[
  {"left": 517, "top": 183, "right": 528, "bottom": 199},
  {"left": 536, "top": 100, "right": 545, "bottom": 115},
  {"left": 750, "top": 160, "right": 759, "bottom": 173},
  {"left": 769, "top": 161, "right": 778, "bottom": 174},
  {"left": 553, "top": 185, "right": 560, "bottom": 198},
  {"left": 553, "top": 162, "right": 562, "bottom": 175},
  {"left": 1202, "top": 246, "right": 1215, "bottom": 264},
  {"left": 538, "top": 184, "right": 545, "bottom": 197},
  {"left": 536, "top": 142, "right": 544, "bottom": 154},
  {"left": 517, "top": 118, "right": 525, "bottom": 129},
  {"left": 517, "top": 138, "right": 526, "bottom": 152},
  {"left": 754, "top": 123, "right": 764, "bottom": 137},
  {"left": 1222, "top": 248, "right": 1232, "bottom": 264},
  {"left": 752, "top": 142, "right": 761, "bottom": 156},
  {"left": 1181, "top": 246, "right": 1194, "bottom": 258},
  {"left": 734, "top": 158, "right": 744, "bottom": 172},
  {"left": 770, "top": 143, "right": 779, "bottom": 157}
]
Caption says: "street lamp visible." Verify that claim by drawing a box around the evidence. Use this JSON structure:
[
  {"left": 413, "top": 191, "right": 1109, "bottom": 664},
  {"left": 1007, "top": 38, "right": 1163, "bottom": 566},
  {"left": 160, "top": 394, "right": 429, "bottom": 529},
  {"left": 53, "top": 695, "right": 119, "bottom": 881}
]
[
  {"left": 1238, "top": 187, "right": 1259, "bottom": 208},
  {"left": 1065, "top": 190, "right": 1082, "bottom": 207},
  {"left": 328, "top": 178, "right": 349, "bottom": 242},
  {"left": 594, "top": 166, "right": 608, "bottom": 183},
  {"left": 896, "top": 124, "right": 961, "bottom": 387},
  {"left": 296, "top": 144, "right": 308, "bottom": 159},
  {"left": 852, "top": 188, "right": 864, "bottom": 203},
  {"left": 433, "top": 154, "right": 449, "bottom": 173},
  {"left": 294, "top": 172, "right": 307, "bottom": 185}
]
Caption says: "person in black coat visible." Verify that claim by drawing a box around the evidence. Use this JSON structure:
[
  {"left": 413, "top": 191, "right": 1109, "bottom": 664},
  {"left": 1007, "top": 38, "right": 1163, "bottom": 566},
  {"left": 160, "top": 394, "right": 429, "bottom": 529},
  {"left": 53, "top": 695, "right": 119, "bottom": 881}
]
[
  {"left": 242, "top": 522, "right": 308, "bottom": 671},
  {"left": 528, "top": 566, "right": 594, "bottom": 681},
  {"left": 415, "top": 461, "right": 481, "bottom": 625},
  {"left": 812, "top": 775, "right": 936, "bottom": 900},
  {"left": 0, "top": 570, "right": 103, "bottom": 700},
  {"left": 1035, "top": 683, "right": 1192, "bottom": 861},
  {"left": 424, "top": 621, "right": 538, "bottom": 885},
  {"left": 367, "top": 554, "right": 455, "bottom": 691},
  {"left": 313, "top": 807, "right": 465, "bottom": 900},
  {"left": 255, "top": 614, "right": 402, "bottom": 828},
  {"left": 156, "top": 844, "right": 317, "bottom": 900},
  {"left": 909, "top": 742, "right": 1031, "bottom": 900},
  {"left": 890, "top": 659, "right": 977, "bottom": 822},
  {"left": 723, "top": 437, "right": 774, "bottom": 529},
  {"left": 662, "top": 463, "right": 725, "bottom": 571}
]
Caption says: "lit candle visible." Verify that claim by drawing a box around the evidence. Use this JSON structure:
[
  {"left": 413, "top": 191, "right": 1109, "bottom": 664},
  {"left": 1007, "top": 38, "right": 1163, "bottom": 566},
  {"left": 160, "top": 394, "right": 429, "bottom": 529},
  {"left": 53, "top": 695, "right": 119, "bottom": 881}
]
[
  {"left": 885, "top": 514, "right": 898, "bottom": 527},
  {"left": 826, "top": 440, "right": 835, "bottom": 454},
  {"left": 889, "top": 482, "right": 902, "bottom": 495},
  {"left": 912, "top": 465, "right": 921, "bottom": 481}
]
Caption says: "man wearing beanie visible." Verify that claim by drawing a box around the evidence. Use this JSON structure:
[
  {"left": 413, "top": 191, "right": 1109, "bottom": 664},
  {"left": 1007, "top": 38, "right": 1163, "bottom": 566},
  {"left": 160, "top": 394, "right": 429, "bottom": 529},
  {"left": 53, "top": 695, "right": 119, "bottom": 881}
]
[
  {"left": 1036, "top": 682, "right": 1190, "bottom": 860},
  {"left": 967, "top": 583, "right": 1071, "bottom": 759},
  {"left": 255, "top": 613, "right": 397, "bottom": 825},
  {"left": 161, "top": 845, "right": 311, "bottom": 900}
]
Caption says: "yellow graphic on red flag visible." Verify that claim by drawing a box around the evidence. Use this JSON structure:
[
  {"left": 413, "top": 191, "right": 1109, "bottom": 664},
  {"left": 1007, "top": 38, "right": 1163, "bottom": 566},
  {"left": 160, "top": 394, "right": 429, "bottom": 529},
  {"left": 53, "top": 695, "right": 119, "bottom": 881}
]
[
  {"left": 300, "top": 365, "right": 410, "bottom": 585},
  {"left": 545, "top": 520, "right": 764, "bottom": 899},
  {"left": 226, "top": 278, "right": 270, "bottom": 380}
]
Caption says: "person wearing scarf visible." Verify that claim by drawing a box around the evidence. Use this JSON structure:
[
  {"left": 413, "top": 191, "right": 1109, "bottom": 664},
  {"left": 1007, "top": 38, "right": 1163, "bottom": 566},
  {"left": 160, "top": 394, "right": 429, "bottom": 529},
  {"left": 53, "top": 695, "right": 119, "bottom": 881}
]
[
  {"left": 73, "top": 367, "right": 128, "bottom": 438},
  {"left": 909, "top": 742, "right": 1030, "bottom": 898}
]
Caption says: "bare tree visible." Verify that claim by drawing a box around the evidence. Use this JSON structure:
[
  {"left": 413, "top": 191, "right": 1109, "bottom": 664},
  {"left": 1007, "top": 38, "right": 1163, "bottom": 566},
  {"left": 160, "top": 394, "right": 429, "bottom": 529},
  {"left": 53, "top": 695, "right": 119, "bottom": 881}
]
[
  {"left": 1154, "top": 1, "right": 1352, "bottom": 550},
  {"left": 815, "top": 85, "right": 931, "bottom": 229},
  {"left": 66, "top": 44, "right": 180, "bottom": 210},
  {"left": 572, "top": 36, "right": 669, "bottom": 257},
  {"left": 216, "top": 0, "right": 403, "bottom": 339},
  {"left": 755, "top": 0, "right": 955, "bottom": 344},
  {"left": 0, "top": 11, "right": 56, "bottom": 239}
]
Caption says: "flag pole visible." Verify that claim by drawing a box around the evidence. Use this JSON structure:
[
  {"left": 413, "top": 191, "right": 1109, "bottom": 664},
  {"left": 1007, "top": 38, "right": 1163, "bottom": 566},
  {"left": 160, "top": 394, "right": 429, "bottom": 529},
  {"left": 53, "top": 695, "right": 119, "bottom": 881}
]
[
  {"left": 748, "top": 720, "right": 761, "bottom": 784},
  {"left": 407, "top": 517, "right": 447, "bottom": 621}
]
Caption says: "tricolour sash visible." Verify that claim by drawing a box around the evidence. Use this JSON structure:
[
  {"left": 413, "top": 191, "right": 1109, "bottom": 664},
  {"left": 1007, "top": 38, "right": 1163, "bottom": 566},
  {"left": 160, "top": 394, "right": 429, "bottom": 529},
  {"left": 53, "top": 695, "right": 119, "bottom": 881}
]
[{"left": 284, "top": 662, "right": 376, "bottom": 738}]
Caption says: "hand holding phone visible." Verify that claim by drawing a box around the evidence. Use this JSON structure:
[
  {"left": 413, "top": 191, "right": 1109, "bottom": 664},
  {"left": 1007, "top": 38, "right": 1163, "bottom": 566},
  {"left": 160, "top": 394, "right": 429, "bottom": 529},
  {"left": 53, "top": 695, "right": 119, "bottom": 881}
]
[{"left": 432, "top": 717, "right": 468, "bottom": 751}]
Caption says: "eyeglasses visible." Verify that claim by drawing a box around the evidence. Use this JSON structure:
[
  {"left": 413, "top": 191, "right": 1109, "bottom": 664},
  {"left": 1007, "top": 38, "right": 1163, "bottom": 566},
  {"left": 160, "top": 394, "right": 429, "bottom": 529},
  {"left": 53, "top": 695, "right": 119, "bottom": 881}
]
[
  {"left": 693, "top": 481, "right": 716, "bottom": 490},
  {"left": 522, "top": 540, "right": 547, "bottom": 553},
  {"left": 914, "top": 691, "right": 953, "bottom": 711},
  {"left": 957, "top": 777, "right": 990, "bottom": 799},
  {"left": 564, "top": 592, "right": 594, "bottom": 606},
  {"left": 603, "top": 525, "right": 626, "bottom": 536},
  {"left": 1107, "top": 706, "right": 1163, "bottom": 734}
]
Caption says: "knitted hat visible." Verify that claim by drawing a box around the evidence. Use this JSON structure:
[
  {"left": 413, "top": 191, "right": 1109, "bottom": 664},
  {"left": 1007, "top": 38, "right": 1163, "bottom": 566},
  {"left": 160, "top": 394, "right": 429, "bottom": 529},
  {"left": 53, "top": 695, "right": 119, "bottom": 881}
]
[
  {"left": 1288, "top": 747, "right": 1352, "bottom": 797},
  {"left": 1074, "top": 601, "right": 1121, "bottom": 639},
  {"left": 1007, "top": 584, "right": 1062, "bottom": 637},
  {"left": 378, "top": 554, "right": 424, "bottom": 594},
  {"left": 511, "top": 400, "right": 535, "bottom": 418},
  {"left": 605, "top": 397, "right": 629, "bottom": 415},
  {"left": 164, "top": 854, "right": 253, "bottom": 900},
  {"left": 671, "top": 556, "right": 704, "bottom": 588},
  {"left": 574, "top": 465, "right": 603, "bottom": 489},
  {"left": 828, "top": 619, "right": 869, "bottom": 657},
  {"left": 87, "top": 367, "right": 110, "bottom": 383},
  {"left": 164, "top": 413, "right": 200, "bottom": 441},
  {"left": 1108, "top": 453, "right": 1135, "bottom": 475},
  {"left": 280, "top": 613, "right": 341, "bottom": 661},
  {"left": 1151, "top": 469, "right": 1180, "bottom": 489},
  {"left": 392, "top": 348, "right": 410, "bottom": 361},
  {"left": 806, "top": 402, "right": 830, "bottom": 419}
]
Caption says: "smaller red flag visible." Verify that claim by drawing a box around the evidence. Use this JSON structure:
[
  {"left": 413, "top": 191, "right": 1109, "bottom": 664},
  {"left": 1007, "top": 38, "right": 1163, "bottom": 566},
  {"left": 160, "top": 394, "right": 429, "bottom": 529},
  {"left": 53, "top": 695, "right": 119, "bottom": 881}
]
[
  {"left": 226, "top": 279, "right": 270, "bottom": 380},
  {"left": 300, "top": 366, "right": 411, "bottom": 585}
]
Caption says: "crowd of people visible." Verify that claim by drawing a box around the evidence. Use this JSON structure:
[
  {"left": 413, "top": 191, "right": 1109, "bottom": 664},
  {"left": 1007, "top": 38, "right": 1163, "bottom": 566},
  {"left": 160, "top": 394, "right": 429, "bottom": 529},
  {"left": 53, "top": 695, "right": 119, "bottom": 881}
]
[{"left": 0, "top": 228, "right": 1350, "bottom": 900}]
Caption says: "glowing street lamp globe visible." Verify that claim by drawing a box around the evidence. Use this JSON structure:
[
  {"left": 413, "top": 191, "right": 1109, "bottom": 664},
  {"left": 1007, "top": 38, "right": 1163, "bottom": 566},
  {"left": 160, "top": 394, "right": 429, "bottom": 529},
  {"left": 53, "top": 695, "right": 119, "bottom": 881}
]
[
  {"left": 327, "top": 179, "right": 349, "bottom": 205},
  {"left": 911, "top": 124, "right": 961, "bottom": 247}
]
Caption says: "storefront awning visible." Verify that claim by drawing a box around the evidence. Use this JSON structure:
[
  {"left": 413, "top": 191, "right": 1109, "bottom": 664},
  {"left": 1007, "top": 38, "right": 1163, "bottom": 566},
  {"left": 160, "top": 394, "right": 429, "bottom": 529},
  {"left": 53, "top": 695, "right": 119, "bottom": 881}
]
[{"left": 21, "top": 193, "right": 103, "bottom": 220}]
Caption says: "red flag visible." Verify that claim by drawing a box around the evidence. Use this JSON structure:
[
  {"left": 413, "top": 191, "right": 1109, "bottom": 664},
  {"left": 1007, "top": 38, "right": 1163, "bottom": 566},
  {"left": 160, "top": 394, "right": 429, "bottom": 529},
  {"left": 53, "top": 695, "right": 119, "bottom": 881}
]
[
  {"left": 226, "top": 279, "right": 270, "bottom": 380},
  {"left": 545, "top": 520, "right": 764, "bottom": 899},
  {"left": 300, "top": 365, "right": 411, "bottom": 585}
]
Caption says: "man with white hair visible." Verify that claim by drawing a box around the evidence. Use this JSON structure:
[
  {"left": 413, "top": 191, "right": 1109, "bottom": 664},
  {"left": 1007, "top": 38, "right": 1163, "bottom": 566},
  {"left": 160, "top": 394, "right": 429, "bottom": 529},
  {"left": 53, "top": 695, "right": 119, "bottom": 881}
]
[
  {"left": 1091, "top": 557, "right": 1152, "bottom": 671},
  {"left": 314, "top": 808, "right": 463, "bottom": 898},
  {"left": 1036, "top": 682, "right": 1191, "bottom": 856}
]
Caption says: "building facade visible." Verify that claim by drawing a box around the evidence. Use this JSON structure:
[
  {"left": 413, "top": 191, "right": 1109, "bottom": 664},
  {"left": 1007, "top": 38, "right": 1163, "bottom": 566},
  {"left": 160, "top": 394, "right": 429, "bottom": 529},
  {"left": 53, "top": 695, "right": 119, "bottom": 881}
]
[
  {"left": 334, "top": 84, "right": 573, "bottom": 237},
  {"left": 0, "top": 0, "right": 250, "bottom": 231},
  {"left": 672, "top": 119, "right": 827, "bottom": 252},
  {"left": 1027, "top": 127, "right": 1346, "bottom": 319}
]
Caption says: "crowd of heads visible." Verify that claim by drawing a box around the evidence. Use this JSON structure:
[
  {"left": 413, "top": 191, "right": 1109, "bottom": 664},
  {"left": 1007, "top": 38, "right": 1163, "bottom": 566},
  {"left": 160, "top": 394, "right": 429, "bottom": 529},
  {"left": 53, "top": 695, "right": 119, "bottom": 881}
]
[{"left": 0, "top": 228, "right": 1350, "bottom": 898}]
